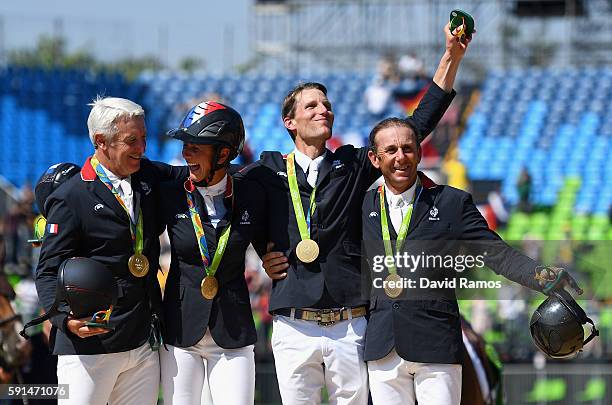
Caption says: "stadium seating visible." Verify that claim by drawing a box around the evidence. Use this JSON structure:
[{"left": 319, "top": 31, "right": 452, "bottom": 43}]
[
  {"left": 135, "top": 70, "right": 385, "bottom": 160},
  {"left": 459, "top": 68, "right": 612, "bottom": 239},
  {"left": 0, "top": 66, "right": 156, "bottom": 187},
  {"left": 1, "top": 65, "right": 610, "bottom": 238}
]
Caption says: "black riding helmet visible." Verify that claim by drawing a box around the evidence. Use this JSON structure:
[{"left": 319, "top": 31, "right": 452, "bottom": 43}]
[
  {"left": 530, "top": 289, "right": 599, "bottom": 358},
  {"left": 167, "top": 101, "right": 245, "bottom": 185},
  {"left": 20, "top": 257, "right": 119, "bottom": 338},
  {"left": 35, "top": 163, "right": 81, "bottom": 217},
  {"left": 29, "top": 163, "right": 81, "bottom": 246},
  {"left": 59, "top": 257, "right": 118, "bottom": 319}
]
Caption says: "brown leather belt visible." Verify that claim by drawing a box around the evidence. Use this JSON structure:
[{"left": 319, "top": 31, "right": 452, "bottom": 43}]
[{"left": 274, "top": 306, "right": 367, "bottom": 327}]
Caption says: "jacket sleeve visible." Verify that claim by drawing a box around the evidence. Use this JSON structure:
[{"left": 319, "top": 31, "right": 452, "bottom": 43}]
[
  {"left": 459, "top": 193, "right": 542, "bottom": 292},
  {"left": 35, "top": 196, "right": 80, "bottom": 333},
  {"left": 410, "top": 82, "right": 456, "bottom": 143},
  {"left": 146, "top": 239, "right": 164, "bottom": 324},
  {"left": 152, "top": 181, "right": 169, "bottom": 237},
  {"left": 355, "top": 145, "right": 383, "bottom": 188},
  {"left": 149, "top": 160, "right": 189, "bottom": 182}
]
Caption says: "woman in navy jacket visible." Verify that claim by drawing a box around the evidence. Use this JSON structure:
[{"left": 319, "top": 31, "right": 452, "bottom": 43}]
[{"left": 159, "top": 101, "right": 266, "bottom": 405}]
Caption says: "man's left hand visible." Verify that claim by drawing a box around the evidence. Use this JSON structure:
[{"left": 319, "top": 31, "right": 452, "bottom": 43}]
[{"left": 445, "top": 22, "right": 473, "bottom": 61}]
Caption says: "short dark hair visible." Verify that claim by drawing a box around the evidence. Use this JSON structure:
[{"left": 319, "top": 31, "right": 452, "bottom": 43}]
[
  {"left": 281, "top": 82, "right": 328, "bottom": 139},
  {"left": 368, "top": 117, "right": 421, "bottom": 152}
]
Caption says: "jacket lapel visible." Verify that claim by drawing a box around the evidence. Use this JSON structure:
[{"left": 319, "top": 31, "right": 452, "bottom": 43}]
[
  {"left": 190, "top": 188, "right": 217, "bottom": 248},
  {"left": 89, "top": 178, "right": 130, "bottom": 223},
  {"left": 405, "top": 171, "right": 440, "bottom": 236},
  {"left": 374, "top": 188, "right": 398, "bottom": 240},
  {"left": 315, "top": 149, "right": 334, "bottom": 188},
  {"left": 383, "top": 193, "right": 398, "bottom": 240},
  {"left": 295, "top": 160, "right": 312, "bottom": 192},
  {"left": 81, "top": 157, "right": 130, "bottom": 223},
  {"left": 215, "top": 195, "right": 233, "bottom": 238},
  {"left": 407, "top": 187, "right": 436, "bottom": 235},
  {"left": 131, "top": 176, "right": 142, "bottom": 222}
]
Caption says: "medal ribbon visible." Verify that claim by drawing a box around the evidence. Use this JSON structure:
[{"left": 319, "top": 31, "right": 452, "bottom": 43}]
[
  {"left": 379, "top": 181, "right": 422, "bottom": 274},
  {"left": 90, "top": 156, "right": 143, "bottom": 255},
  {"left": 185, "top": 180, "right": 232, "bottom": 278},
  {"left": 286, "top": 152, "right": 317, "bottom": 241}
]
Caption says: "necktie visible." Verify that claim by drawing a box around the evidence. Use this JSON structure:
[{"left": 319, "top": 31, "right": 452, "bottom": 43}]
[{"left": 307, "top": 160, "right": 318, "bottom": 188}]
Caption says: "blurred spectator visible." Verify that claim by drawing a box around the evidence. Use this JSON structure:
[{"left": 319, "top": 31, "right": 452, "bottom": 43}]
[
  {"left": 488, "top": 187, "right": 510, "bottom": 228},
  {"left": 364, "top": 78, "right": 392, "bottom": 117},
  {"left": 245, "top": 246, "right": 272, "bottom": 356},
  {"left": 0, "top": 201, "right": 57, "bottom": 399},
  {"left": 442, "top": 148, "right": 469, "bottom": 191},
  {"left": 394, "top": 52, "right": 431, "bottom": 97},
  {"left": 376, "top": 54, "right": 400, "bottom": 83},
  {"left": 3, "top": 185, "right": 35, "bottom": 277},
  {"left": 363, "top": 54, "right": 400, "bottom": 118},
  {"left": 364, "top": 52, "right": 433, "bottom": 118},
  {"left": 398, "top": 52, "right": 427, "bottom": 80},
  {"left": 14, "top": 283, "right": 58, "bottom": 393},
  {"left": 517, "top": 168, "right": 532, "bottom": 213}
]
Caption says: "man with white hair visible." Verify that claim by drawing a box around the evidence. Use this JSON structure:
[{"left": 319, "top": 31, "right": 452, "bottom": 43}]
[{"left": 35, "top": 97, "right": 179, "bottom": 404}]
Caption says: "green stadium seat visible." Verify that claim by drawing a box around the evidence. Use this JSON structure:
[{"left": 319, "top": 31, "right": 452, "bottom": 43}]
[
  {"left": 566, "top": 177, "right": 582, "bottom": 189},
  {"left": 530, "top": 213, "right": 549, "bottom": 227},
  {"left": 547, "top": 230, "right": 566, "bottom": 240},
  {"left": 577, "top": 377, "right": 606, "bottom": 402},
  {"left": 592, "top": 215, "right": 609, "bottom": 227},
  {"left": 572, "top": 215, "right": 589, "bottom": 227},
  {"left": 525, "top": 378, "right": 567, "bottom": 402},
  {"left": 598, "top": 307, "right": 612, "bottom": 332},
  {"left": 509, "top": 212, "right": 530, "bottom": 227},
  {"left": 587, "top": 229, "right": 605, "bottom": 241}
]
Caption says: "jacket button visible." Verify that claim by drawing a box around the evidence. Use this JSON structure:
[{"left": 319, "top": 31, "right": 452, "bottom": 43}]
[{"left": 392, "top": 303, "right": 400, "bottom": 309}]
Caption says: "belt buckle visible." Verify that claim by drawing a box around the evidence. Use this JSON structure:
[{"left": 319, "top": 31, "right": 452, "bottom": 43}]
[{"left": 316, "top": 309, "right": 337, "bottom": 327}]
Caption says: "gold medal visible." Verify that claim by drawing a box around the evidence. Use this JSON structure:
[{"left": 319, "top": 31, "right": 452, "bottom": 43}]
[
  {"left": 384, "top": 273, "right": 403, "bottom": 298},
  {"left": 201, "top": 275, "right": 219, "bottom": 299},
  {"left": 128, "top": 253, "right": 149, "bottom": 277},
  {"left": 296, "top": 239, "right": 319, "bottom": 263}
]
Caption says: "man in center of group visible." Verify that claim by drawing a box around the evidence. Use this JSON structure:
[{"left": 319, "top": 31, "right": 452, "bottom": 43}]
[{"left": 242, "top": 23, "right": 472, "bottom": 404}]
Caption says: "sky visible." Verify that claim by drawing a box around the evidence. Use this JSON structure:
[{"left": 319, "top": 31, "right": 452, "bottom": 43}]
[{"left": 0, "top": 0, "right": 252, "bottom": 72}]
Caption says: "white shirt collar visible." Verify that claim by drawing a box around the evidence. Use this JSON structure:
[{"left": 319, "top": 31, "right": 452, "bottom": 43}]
[
  {"left": 197, "top": 174, "right": 228, "bottom": 197},
  {"left": 385, "top": 180, "right": 418, "bottom": 209},
  {"left": 98, "top": 163, "right": 130, "bottom": 190},
  {"left": 293, "top": 148, "right": 327, "bottom": 174}
]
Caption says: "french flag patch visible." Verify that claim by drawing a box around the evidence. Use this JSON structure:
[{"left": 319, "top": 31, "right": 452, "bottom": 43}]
[{"left": 46, "top": 224, "right": 59, "bottom": 234}]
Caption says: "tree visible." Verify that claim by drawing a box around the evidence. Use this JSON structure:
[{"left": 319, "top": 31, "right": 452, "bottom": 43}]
[
  {"left": 179, "top": 57, "right": 205, "bottom": 73},
  {"left": 7, "top": 34, "right": 165, "bottom": 80}
]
